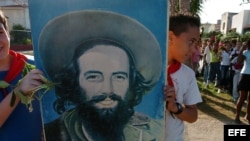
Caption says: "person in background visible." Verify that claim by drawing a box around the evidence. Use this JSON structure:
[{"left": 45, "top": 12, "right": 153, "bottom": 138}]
[
  {"left": 229, "top": 39, "right": 237, "bottom": 56},
  {"left": 231, "top": 56, "right": 243, "bottom": 103},
  {"left": 164, "top": 14, "right": 203, "bottom": 141},
  {"left": 205, "top": 41, "right": 220, "bottom": 89},
  {"left": 192, "top": 39, "right": 202, "bottom": 77},
  {"left": 203, "top": 39, "right": 213, "bottom": 87},
  {"left": 229, "top": 41, "right": 242, "bottom": 94},
  {"left": 218, "top": 40, "right": 224, "bottom": 48},
  {"left": 200, "top": 39, "right": 207, "bottom": 54},
  {"left": 235, "top": 39, "right": 250, "bottom": 124},
  {"left": 218, "top": 41, "right": 231, "bottom": 93},
  {"left": 0, "top": 10, "right": 44, "bottom": 141},
  {"left": 230, "top": 41, "right": 242, "bottom": 60},
  {"left": 198, "top": 39, "right": 208, "bottom": 77}
]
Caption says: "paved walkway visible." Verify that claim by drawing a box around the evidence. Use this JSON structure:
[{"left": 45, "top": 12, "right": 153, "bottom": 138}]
[
  {"left": 184, "top": 110, "right": 250, "bottom": 141},
  {"left": 184, "top": 114, "right": 224, "bottom": 141}
]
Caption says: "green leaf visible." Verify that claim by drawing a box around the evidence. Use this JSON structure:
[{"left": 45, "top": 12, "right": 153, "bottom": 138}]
[
  {"left": 0, "top": 81, "right": 10, "bottom": 88},
  {"left": 10, "top": 91, "right": 17, "bottom": 107},
  {"left": 8, "top": 74, "right": 58, "bottom": 111},
  {"left": 15, "top": 91, "right": 29, "bottom": 105}
]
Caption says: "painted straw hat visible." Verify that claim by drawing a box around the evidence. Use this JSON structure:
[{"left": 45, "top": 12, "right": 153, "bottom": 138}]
[{"left": 38, "top": 10, "right": 162, "bottom": 84}]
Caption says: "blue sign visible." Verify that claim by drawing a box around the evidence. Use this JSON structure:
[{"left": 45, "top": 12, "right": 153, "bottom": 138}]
[{"left": 28, "top": 0, "right": 167, "bottom": 140}]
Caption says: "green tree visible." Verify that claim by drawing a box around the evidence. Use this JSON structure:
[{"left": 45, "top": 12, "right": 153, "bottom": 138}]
[
  {"left": 170, "top": 0, "right": 206, "bottom": 16},
  {"left": 10, "top": 24, "right": 32, "bottom": 45},
  {"left": 190, "top": 0, "right": 204, "bottom": 16},
  {"left": 240, "top": 33, "right": 250, "bottom": 42},
  {"left": 170, "top": 0, "right": 249, "bottom": 17}
]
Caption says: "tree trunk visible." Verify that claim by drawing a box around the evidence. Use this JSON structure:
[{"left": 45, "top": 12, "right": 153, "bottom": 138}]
[
  {"left": 169, "top": 0, "right": 178, "bottom": 15},
  {"left": 169, "top": 0, "right": 204, "bottom": 16},
  {"left": 180, "top": 0, "right": 190, "bottom": 13}
]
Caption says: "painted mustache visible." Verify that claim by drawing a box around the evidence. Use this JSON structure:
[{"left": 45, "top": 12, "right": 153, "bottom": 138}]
[{"left": 89, "top": 94, "right": 122, "bottom": 103}]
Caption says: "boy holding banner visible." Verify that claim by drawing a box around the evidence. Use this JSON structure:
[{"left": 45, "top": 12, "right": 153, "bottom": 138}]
[{"left": 164, "top": 14, "right": 203, "bottom": 141}]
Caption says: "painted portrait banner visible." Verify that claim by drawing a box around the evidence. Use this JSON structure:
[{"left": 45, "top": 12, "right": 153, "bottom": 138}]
[{"left": 28, "top": 0, "right": 167, "bottom": 140}]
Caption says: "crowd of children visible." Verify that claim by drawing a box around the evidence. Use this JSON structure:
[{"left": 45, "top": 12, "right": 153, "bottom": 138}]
[
  {"left": 196, "top": 38, "right": 250, "bottom": 124},
  {"left": 197, "top": 39, "right": 243, "bottom": 95}
]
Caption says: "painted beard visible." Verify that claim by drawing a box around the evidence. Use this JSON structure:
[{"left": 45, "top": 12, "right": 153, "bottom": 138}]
[{"left": 77, "top": 93, "right": 134, "bottom": 141}]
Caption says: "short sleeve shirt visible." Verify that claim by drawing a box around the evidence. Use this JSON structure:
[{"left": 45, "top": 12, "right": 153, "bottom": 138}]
[
  {"left": 165, "top": 64, "right": 203, "bottom": 141},
  {"left": 241, "top": 50, "right": 250, "bottom": 74}
]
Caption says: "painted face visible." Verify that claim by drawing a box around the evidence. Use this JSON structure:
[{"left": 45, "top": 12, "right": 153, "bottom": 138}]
[
  {"left": 168, "top": 26, "right": 200, "bottom": 64},
  {"left": 78, "top": 45, "right": 129, "bottom": 109},
  {"left": 0, "top": 23, "right": 10, "bottom": 60}
]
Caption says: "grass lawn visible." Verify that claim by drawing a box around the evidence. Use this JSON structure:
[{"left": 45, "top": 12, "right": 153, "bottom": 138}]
[{"left": 196, "top": 77, "right": 247, "bottom": 124}]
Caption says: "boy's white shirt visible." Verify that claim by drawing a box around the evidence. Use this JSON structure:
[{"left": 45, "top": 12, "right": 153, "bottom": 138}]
[{"left": 165, "top": 63, "right": 203, "bottom": 141}]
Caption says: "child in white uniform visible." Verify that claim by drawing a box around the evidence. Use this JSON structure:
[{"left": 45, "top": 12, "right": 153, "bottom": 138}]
[{"left": 164, "top": 14, "right": 203, "bottom": 141}]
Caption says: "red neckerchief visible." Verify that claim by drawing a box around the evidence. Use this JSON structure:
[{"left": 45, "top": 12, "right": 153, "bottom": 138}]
[
  {"left": 166, "top": 61, "right": 181, "bottom": 118},
  {"left": 167, "top": 61, "right": 181, "bottom": 86},
  {"left": 1, "top": 50, "right": 27, "bottom": 97}
]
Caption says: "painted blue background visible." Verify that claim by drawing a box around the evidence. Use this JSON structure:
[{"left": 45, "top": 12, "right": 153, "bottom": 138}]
[{"left": 28, "top": 0, "right": 167, "bottom": 123}]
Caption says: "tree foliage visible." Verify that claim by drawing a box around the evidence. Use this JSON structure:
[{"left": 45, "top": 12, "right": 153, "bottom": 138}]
[
  {"left": 170, "top": 0, "right": 250, "bottom": 42},
  {"left": 190, "top": 0, "right": 204, "bottom": 16},
  {"left": 10, "top": 24, "right": 32, "bottom": 45},
  {"left": 240, "top": 32, "right": 250, "bottom": 42},
  {"left": 170, "top": 0, "right": 205, "bottom": 16}
]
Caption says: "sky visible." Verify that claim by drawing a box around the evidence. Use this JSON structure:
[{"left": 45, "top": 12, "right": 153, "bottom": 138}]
[{"left": 200, "top": 0, "right": 250, "bottom": 24}]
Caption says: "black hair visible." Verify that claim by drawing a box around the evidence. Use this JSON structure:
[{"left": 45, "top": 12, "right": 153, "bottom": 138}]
[{"left": 169, "top": 14, "right": 201, "bottom": 36}]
